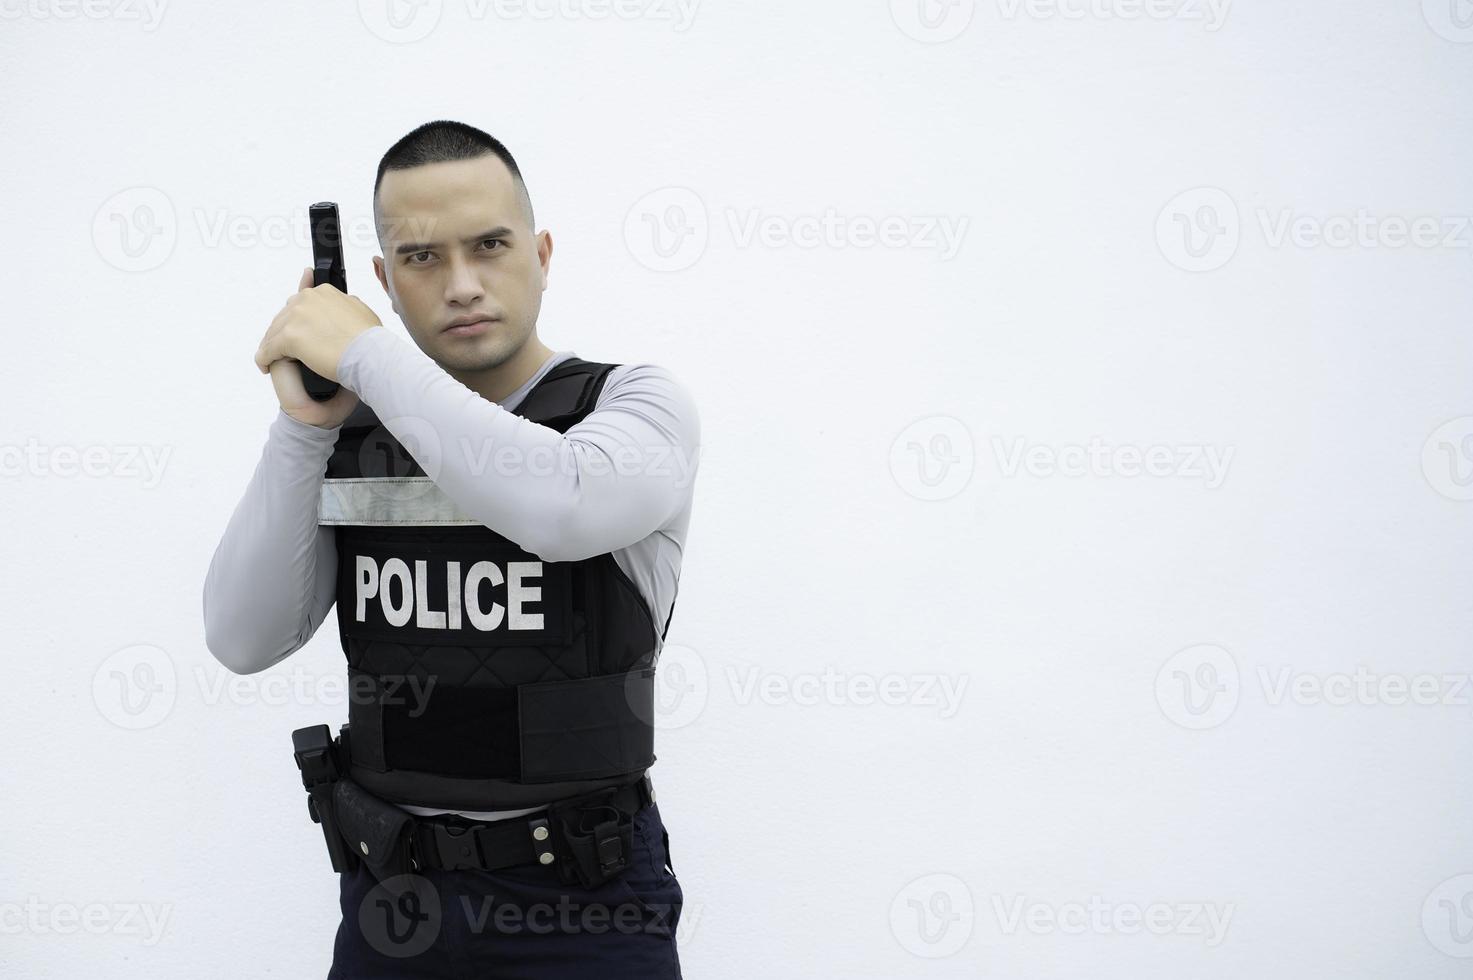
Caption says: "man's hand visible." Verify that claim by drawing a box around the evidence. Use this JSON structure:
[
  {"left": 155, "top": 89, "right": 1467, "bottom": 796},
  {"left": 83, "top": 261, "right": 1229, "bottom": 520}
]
[
  {"left": 255, "top": 267, "right": 382, "bottom": 382},
  {"left": 259, "top": 268, "right": 369, "bottom": 429}
]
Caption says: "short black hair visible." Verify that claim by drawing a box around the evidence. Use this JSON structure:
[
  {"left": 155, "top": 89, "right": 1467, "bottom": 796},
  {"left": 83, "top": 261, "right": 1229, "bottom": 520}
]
[{"left": 373, "top": 119, "right": 535, "bottom": 232}]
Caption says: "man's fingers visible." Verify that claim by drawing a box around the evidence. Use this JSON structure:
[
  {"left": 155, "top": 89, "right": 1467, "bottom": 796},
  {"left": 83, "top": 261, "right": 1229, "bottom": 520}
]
[
  {"left": 257, "top": 278, "right": 308, "bottom": 374},
  {"left": 255, "top": 330, "right": 285, "bottom": 373}
]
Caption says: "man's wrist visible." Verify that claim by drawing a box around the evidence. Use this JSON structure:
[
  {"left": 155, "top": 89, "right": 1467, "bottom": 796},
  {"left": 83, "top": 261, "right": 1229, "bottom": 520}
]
[
  {"left": 274, "top": 407, "right": 343, "bottom": 439},
  {"left": 336, "top": 323, "right": 391, "bottom": 391}
]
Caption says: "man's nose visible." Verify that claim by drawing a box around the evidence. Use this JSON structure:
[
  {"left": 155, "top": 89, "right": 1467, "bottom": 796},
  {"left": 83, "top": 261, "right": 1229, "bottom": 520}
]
[{"left": 444, "top": 256, "right": 485, "bottom": 306}]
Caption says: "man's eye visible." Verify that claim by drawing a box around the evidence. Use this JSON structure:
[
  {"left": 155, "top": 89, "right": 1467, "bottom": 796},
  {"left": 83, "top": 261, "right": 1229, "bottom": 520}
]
[
  {"left": 409, "top": 251, "right": 432, "bottom": 264},
  {"left": 480, "top": 239, "right": 503, "bottom": 251}
]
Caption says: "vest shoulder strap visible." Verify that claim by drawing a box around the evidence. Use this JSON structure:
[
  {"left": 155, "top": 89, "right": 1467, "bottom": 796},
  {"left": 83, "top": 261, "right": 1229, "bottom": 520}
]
[{"left": 515, "top": 356, "right": 620, "bottom": 433}]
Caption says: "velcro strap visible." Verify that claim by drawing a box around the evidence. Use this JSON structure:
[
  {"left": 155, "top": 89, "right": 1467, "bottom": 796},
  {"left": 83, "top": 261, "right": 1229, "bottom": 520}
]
[
  {"left": 345, "top": 668, "right": 387, "bottom": 772},
  {"left": 518, "top": 668, "right": 656, "bottom": 783},
  {"left": 347, "top": 668, "right": 657, "bottom": 783}
]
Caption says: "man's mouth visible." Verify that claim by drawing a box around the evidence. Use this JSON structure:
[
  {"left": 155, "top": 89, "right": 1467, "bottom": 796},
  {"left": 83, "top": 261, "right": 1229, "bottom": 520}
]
[{"left": 443, "top": 316, "right": 498, "bottom": 337}]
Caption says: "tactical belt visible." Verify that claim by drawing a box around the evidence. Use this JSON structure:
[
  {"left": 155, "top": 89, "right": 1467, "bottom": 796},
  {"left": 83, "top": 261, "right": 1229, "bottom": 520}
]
[
  {"left": 296, "top": 722, "right": 658, "bottom": 889},
  {"left": 296, "top": 719, "right": 659, "bottom": 884},
  {"left": 405, "top": 774, "right": 655, "bottom": 880}
]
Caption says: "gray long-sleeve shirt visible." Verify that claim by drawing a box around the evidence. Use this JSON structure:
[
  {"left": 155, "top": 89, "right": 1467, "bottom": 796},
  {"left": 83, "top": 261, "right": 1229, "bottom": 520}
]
[{"left": 202, "top": 325, "right": 700, "bottom": 820}]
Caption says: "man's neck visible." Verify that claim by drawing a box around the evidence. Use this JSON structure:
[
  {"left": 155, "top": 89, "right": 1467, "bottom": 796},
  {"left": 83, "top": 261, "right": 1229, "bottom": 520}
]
[{"left": 448, "top": 336, "right": 558, "bottom": 403}]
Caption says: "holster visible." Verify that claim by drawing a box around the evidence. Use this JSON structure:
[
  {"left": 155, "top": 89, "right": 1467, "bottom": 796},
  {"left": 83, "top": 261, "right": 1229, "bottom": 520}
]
[{"left": 291, "top": 724, "right": 360, "bottom": 874}]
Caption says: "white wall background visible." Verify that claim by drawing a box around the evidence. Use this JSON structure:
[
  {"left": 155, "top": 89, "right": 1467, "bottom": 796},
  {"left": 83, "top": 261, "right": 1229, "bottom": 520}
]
[{"left": 3, "top": 1, "right": 1472, "bottom": 977}]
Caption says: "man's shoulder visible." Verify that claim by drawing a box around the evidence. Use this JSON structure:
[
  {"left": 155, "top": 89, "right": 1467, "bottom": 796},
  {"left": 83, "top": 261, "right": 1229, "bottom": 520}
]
[
  {"left": 586, "top": 360, "right": 700, "bottom": 435},
  {"left": 596, "top": 359, "right": 691, "bottom": 389},
  {"left": 598, "top": 361, "right": 696, "bottom": 404}
]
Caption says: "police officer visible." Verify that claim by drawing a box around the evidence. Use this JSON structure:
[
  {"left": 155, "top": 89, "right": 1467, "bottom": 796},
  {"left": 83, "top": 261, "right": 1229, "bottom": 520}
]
[{"left": 203, "top": 120, "right": 700, "bottom": 979}]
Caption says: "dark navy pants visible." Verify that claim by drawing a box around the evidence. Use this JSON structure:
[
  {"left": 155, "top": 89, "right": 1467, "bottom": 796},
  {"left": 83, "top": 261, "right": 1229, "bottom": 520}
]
[{"left": 327, "top": 801, "right": 683, "bottom": 979}]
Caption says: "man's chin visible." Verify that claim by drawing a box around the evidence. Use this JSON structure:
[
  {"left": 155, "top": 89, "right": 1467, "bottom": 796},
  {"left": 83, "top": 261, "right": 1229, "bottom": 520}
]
[{"left": 436, "top": 334, "right": 516, "bottom": 372}]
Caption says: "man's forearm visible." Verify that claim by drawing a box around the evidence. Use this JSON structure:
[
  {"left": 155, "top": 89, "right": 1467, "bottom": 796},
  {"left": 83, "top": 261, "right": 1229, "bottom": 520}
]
[
  {"left": 337, "top": 326, "right": 700, "bottom": 563},
  {"left": 202, "top": 409, "right": 341, "bottom": 674}
]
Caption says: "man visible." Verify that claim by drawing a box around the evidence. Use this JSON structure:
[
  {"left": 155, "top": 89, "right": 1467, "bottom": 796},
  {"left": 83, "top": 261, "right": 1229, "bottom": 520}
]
[{"left": 202, "top": 120, "right": 699, "bottom": 978}]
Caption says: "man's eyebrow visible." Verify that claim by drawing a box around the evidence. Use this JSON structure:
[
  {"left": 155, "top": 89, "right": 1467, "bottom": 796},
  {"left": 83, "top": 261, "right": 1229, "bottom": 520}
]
[{"left": 394, "top": 226, "right": 516, "bottom": 256}]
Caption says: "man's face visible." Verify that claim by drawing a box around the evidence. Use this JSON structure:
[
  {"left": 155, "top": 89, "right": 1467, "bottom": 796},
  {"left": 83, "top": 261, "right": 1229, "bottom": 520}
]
[{"left": 372, "top": 155, "right": 549, "bottom": 372}]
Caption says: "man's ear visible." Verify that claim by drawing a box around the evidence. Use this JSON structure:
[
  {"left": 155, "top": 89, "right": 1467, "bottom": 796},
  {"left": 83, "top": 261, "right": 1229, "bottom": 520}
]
[
  {"left": 537, "top": 230, "right": 553, "bottom": 292},
  {"left": 372, "top": 256, "right": 400, "bottom": 316}
]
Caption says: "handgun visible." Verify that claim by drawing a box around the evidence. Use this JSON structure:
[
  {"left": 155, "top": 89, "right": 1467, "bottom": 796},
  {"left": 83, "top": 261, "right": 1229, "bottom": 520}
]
[{"left": 300, "top": 202, "right": 346, "bottom": 402}]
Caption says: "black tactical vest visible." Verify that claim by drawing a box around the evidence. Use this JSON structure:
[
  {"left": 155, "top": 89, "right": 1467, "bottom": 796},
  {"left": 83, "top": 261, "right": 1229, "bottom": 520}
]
[{"left": 318, "top": 357, "right": 666, "bottom": 810}]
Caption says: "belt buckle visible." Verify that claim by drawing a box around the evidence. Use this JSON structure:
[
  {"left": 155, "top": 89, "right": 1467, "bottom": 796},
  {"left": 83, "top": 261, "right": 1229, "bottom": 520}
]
[{"left": 428, "top": 816, "right": 483, "bottom": 871}]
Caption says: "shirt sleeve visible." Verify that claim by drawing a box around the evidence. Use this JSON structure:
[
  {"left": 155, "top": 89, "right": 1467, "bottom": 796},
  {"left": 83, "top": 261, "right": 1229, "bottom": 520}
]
[
  {"left": 201, "top": 408, "right": 342, "bottom": 674},
  {"left": 336, "top": 325, "right": 701, "bottom": 563}
]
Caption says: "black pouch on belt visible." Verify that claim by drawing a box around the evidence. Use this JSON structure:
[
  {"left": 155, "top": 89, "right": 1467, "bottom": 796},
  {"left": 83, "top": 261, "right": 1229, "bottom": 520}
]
[
  {"left": 332, "top": 778, "right": 415, "bottom": 885},
  {"left": 546, "top": 788, "right": 635, "bottom": 889}
]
